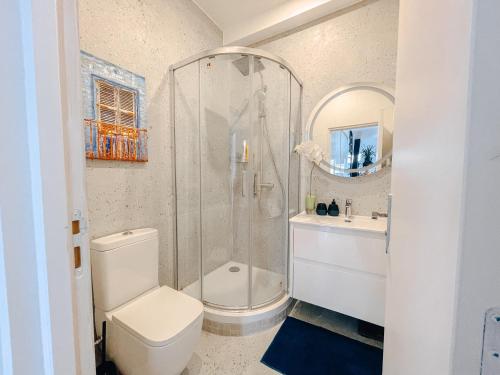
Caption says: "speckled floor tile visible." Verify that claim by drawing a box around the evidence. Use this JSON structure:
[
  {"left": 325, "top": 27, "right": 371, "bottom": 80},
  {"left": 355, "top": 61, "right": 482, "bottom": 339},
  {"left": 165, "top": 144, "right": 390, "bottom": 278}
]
[
  {"left": 182, "top": 301, "right": 383, "bottom": 374},
  {"left": 182, "top": 325, "right": 281, "bottom": 375}
]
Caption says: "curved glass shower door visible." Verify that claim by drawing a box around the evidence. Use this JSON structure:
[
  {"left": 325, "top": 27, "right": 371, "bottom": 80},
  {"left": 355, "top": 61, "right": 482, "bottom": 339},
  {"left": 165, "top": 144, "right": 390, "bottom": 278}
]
[
  {"left": 199, "top": 54, "right": 253, "bottom": 309},
  {"left": 173, "top": 48, "right": 301, "bottom": 311},
  {"left": 249, "top": 57, "right": 290, "bottom": 307}
]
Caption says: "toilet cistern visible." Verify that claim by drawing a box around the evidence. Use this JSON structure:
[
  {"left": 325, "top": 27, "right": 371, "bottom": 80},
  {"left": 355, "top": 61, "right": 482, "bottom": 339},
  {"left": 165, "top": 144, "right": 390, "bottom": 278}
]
[{"left": 345, "top": 199, "right": 353, "bottom": 222}]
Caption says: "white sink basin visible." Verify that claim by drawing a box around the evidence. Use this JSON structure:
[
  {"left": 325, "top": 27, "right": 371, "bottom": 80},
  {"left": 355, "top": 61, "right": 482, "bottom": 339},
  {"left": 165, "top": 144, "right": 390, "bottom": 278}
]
[{"left": 289, "top": 211, "right": 387, "bottom": 234}]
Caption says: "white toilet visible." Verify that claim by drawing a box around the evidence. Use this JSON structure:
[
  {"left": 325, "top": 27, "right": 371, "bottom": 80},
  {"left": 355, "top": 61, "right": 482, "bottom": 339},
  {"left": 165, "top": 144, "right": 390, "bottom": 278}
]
[{"left": 91, "top": 228, "right": 203, "bottom": 375}]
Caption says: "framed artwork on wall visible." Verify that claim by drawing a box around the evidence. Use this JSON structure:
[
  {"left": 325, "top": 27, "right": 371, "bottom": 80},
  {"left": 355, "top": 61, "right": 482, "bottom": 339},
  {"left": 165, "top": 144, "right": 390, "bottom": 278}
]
[{"left": 80, "top": 51, "right": 148, "bottom": 162}]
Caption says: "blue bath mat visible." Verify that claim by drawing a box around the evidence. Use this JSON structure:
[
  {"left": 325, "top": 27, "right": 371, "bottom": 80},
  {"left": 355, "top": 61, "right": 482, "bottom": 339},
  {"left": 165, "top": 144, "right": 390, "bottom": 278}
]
[{"left": 261, "top": 317, "right": 383, "bottom": 375}]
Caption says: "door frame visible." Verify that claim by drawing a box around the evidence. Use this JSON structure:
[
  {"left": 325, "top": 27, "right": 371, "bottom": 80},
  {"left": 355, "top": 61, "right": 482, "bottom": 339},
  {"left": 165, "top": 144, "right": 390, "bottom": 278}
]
[{"left": 0, "top": 0, "right": 94, "bottom": 374}]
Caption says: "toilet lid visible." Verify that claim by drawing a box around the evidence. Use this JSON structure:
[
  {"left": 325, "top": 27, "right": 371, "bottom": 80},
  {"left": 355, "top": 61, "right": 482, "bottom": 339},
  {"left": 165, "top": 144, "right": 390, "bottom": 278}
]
[{"left": 112, "top": 286, "right": 203, "bottom": 347}]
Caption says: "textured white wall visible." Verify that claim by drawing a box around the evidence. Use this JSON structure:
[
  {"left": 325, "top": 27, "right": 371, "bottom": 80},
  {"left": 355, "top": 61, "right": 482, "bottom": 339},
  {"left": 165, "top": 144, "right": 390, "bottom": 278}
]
[
  {"left": 79, "top": 0, "right": 222, "bottom": 286},
  {"left": 255, "top": 0, "right": 399, "bottom": 215}
]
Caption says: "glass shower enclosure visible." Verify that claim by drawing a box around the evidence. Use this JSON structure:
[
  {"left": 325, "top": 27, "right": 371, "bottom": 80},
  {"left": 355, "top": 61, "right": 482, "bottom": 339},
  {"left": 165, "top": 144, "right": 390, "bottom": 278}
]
[{"left": 171, "top": 47, "right": 301, "bottom": 311}]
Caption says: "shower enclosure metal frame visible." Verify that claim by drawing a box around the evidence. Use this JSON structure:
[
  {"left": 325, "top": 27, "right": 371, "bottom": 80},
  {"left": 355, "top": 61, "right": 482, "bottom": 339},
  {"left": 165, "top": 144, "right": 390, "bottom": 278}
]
[
  {"left": 170, "top": 46, "right": 302, "bottom": 312},
  {"left": 170, "top": 47, "right": 303, "bottom": 86}
]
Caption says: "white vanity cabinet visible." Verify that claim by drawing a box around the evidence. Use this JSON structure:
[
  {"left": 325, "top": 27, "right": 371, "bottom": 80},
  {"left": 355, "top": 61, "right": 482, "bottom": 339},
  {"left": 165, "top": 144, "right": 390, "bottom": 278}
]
[{"left": 290, "top": 212, "right": 387, "bottom": 326}]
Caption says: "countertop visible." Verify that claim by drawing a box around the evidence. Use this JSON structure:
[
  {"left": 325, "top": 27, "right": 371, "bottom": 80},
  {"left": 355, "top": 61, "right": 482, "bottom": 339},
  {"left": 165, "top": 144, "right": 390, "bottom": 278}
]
[{"left": 290, "top": 211, "right": 387, "bottom": 235}]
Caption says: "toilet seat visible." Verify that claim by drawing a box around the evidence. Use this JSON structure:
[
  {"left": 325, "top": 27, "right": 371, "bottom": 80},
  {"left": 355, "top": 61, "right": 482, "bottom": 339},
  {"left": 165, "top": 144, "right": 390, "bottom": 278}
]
[{"left": 112, "top": 286, "right": 203, "bottom": 347}]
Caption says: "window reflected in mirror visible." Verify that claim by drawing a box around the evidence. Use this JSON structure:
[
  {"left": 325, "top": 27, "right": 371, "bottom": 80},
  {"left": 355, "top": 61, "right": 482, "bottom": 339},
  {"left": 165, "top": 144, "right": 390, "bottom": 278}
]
[
  {"left": 329, "top": 123, "right": 381, "bottom": 177},
  {"left": 307, "top": 84, "right": 394, "bottom": 178}
]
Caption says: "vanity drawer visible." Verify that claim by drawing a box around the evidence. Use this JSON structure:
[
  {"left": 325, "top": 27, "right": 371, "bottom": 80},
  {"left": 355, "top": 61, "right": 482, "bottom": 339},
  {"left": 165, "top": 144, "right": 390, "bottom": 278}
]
[
  {"left": 293, "top": 258, "right": 386, "bottom": 326},
  {"left": 293, "top": 226, "right": 386, "bottom": 276}
]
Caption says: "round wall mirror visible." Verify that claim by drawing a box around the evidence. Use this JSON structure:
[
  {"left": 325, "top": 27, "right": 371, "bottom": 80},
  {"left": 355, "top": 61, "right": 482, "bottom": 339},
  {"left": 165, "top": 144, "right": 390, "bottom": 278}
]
[{"left": 306, "top": 83, "right": 395, "bottom": 177}]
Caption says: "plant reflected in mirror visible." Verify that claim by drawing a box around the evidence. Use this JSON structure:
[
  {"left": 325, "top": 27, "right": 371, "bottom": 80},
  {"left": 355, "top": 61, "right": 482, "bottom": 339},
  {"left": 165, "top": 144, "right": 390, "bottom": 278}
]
[{"left": 306, "top": 84, "right": 395, "bottom": 178}]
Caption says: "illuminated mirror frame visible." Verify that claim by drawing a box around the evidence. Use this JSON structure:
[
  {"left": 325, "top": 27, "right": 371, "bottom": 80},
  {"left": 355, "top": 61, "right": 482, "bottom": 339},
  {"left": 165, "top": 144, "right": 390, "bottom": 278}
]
[{"left": 305, "top": 82, "right": 395, "bottom": 177}]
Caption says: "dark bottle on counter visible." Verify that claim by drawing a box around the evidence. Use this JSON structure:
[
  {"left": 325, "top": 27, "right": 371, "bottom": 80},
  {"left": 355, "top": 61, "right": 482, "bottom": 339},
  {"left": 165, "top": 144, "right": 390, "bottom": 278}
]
[
  {"left": 316, "top": 203, "right": 328, "bottom": 216},
  {"left": 328, "top": 199, "right": 340, "bottom": 216}
]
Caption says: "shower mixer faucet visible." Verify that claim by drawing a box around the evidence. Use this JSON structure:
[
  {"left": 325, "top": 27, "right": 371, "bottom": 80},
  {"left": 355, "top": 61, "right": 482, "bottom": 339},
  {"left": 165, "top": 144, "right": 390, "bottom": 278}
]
[{"left": 253, "top": 173, "right": 275, "bottom": 196}]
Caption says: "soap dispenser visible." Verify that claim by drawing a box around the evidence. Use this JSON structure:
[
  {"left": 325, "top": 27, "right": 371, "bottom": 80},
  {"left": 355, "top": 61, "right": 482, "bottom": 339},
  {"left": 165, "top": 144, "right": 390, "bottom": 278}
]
[
  {"left": 328, "top": 199, "right": 340, "bottom": 216},
  {"left": 316, "top": 203, "right": 328, "bottom": 216}
]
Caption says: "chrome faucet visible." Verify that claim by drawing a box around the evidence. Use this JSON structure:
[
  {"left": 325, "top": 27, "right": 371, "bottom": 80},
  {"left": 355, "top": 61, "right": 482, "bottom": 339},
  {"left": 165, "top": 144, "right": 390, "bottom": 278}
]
[{"left": 345, "top": 199, "right": 353, "bottom": 222}]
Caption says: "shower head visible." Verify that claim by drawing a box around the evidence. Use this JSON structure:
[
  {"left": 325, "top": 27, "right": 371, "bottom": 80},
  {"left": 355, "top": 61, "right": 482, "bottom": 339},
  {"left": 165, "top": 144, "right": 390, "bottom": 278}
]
[{"left": 232, "top": 56, "right": 265, "bottom": 76}]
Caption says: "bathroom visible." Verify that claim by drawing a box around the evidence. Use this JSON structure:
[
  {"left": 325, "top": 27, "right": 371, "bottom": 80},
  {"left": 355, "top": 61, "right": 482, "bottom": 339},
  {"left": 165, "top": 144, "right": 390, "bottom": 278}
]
[{"left": 2, "top": 0, "right": 500, "bottom": 375}]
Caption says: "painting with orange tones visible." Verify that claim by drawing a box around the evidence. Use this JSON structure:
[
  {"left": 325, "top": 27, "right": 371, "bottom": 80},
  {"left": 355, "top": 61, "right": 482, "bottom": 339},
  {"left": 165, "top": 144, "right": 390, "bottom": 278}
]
[
  {"left": 81, "top": 51, "right": 147, "bottom": 162},
  {"left": 84, "top": 120, "right": 148, "bottom": 162}
]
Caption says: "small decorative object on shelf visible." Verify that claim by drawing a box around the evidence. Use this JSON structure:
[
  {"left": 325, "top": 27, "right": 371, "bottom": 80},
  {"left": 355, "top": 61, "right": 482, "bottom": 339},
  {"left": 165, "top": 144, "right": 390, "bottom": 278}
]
[
  {"left": 316, "top": 203, "right": 328, "bottom": 216},
  {"left": 84, "top": 119, "right": 148, "bottom": 162},
  {"left": 305, "top": 194, "right": 316, "bottom": 215},
  {"left": 294, "top": 141, "right": 325, "bottom": 214}
]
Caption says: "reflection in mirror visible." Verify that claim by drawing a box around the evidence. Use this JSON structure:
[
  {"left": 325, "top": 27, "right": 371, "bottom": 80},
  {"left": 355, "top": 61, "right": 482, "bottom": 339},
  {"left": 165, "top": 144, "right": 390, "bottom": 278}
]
[{"left": 307, "top": 84, "right": 394, "bottom": 177}]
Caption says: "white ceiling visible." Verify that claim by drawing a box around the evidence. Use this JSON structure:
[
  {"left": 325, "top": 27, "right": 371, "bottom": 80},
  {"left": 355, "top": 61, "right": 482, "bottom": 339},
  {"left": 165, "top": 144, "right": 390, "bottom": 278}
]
[
  {"left": 193, "top": 0, "right": 363, "bottom": 46},
  {"left": 193, "top": 0, "right": 290, "bottom": 30}
]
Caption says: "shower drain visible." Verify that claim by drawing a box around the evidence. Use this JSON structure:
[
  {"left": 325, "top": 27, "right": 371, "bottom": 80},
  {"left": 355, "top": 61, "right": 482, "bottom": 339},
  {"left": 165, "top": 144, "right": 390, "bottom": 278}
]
[{"left": 229, "top": 266, "right": 240, "bottom": 272}]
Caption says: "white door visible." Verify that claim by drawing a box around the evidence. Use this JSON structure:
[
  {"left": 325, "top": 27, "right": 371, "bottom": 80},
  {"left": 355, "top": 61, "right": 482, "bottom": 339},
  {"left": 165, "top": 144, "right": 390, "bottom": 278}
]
[
  {"left": 0, "top": 1, "right": 94, "bottom": 374},
  {"left": 59, "top": 0, "right": 97, "bottom": 373},
  {"left": 382, "top": 0, "right": 475, "bottom": 374}
]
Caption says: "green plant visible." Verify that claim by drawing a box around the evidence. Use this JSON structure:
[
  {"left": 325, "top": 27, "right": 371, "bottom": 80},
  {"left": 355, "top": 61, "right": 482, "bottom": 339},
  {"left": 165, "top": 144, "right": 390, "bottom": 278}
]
[{"left": 361, "top": 145, "right": 376, "bottom": 166}]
